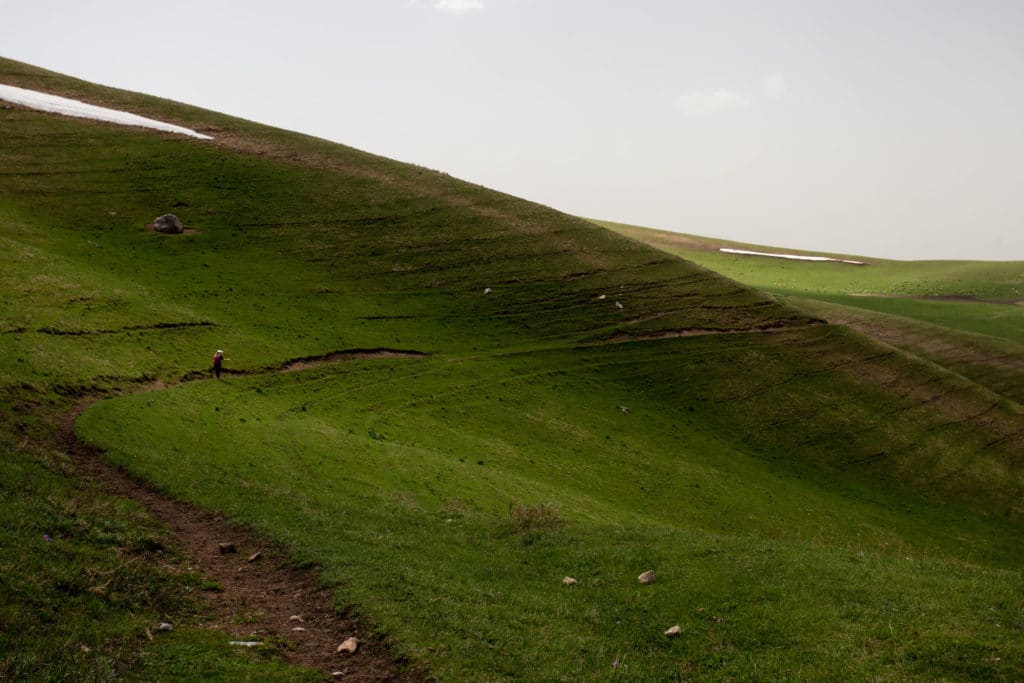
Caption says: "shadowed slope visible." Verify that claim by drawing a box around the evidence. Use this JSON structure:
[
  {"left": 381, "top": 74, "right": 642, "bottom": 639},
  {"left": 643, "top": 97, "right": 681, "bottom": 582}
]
[{"left": 1, "top": 58, "right": 809, "bottom": 396}]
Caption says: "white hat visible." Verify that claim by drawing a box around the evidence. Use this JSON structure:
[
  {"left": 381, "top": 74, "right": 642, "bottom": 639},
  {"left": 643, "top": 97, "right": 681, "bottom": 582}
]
[{"left": 217, "top": 349, "right": 223, "bottom": 353}]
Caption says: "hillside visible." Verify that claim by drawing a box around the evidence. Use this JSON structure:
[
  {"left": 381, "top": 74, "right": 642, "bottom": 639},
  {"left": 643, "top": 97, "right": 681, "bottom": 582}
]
[
  {"left": 3, "top": 59, "right": 1023, "bottom": 680},
  {"left": 600, "top": 220, "right": 1024, "bottom": 408}
]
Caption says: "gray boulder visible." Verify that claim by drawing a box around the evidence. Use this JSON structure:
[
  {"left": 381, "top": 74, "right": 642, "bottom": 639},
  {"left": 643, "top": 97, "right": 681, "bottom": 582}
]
[{"left": 152, "top": 213, "right": 184, "bottom": 234}]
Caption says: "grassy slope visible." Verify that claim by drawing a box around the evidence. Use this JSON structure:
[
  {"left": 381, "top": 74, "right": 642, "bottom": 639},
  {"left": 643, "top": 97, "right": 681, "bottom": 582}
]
[
  {"left": 3, "top": 59, "right": 1023, "bottom": 680},
  {"left": 597, "top": 222, "right": 1024, "bottom": 301},
  {"left": 600, "top": 220, "right": 1024, "bottom": 407}
]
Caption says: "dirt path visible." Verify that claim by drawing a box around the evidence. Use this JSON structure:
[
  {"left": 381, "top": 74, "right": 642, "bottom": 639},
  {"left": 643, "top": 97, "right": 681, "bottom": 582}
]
[
  {"left": 57, "top": 331, "right": 817, "bottom": 677},
  {"left": 56, "top": 350, "right": 432, "bottom": 681}
]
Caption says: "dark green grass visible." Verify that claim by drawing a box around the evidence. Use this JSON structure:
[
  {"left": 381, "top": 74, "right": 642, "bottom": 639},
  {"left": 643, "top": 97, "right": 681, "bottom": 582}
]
[{"left": 786, "top": 296, "right": 1024, "bottom": 408}]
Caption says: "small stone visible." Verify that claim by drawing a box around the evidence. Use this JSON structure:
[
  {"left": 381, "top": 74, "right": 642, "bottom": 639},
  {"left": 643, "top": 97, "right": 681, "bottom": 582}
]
[
  {"left": 562, "top": 576, "right": 578, "bottom": 586},
  {"left": 158, "top": 622, "right": 173, "bottom": 632},
  {"left": 289, "top": 614, "right": 304, "bottom": 622},
  {"left": 637, "top": 570, "right": 657, "bottom": 585},
  {"left": 331, "top": 673, "right": 345, "bottom": 678},
  {"left": 597, "top": 294, "right": 607, "bottom": 300},
  {"left": 247, "top": 550, "right": 262, "bottom": 563},
  {"left": 664, "top": 625, "right": 682, "bottom": 638},
  {"left": 218, "top": 542, "right": 236, "bottom": 554},
  {"left": 144, "top": 628, "right": 154, "bottom": 641},
  {"left": 292, "top": 627, "right": 306, "bottom": 632},
  {"left": 483, "top": 287, "right": 492, "bottom": 294},
  {"left": 152, "top": 213, "right": 184, "bottom": 234},
  {"left": 615, "top": 301, "right": 624, "bottom": 309},
  {"left": 229, "top": 641, "right": 262, "bottom": 647},
  {"left": 337, "top": 637, "right": 359, "bottom": 654},
  {"left": 80, "top": 644, "right": 91, "bottom": 653}
]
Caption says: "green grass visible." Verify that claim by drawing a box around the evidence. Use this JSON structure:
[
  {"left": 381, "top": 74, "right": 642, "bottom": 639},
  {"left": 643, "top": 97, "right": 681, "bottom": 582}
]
[
  {"left": 0, "top": 429, "right": 319, "bottom": 681},
  {"left": 3, "top": 57, "right": 1024, "bottom": 680},
  {"left": 597, "top": 221, "right": 1024, "bottom": 303},
  {"left": 804, "top": 293, "right": 1024, "bottom": 344},
  {"left": 78, "top": 348, "right": 1024, "bottom": 680},
  {"left": 601, "top": 220, "right": 1024, "bottom": 408}
]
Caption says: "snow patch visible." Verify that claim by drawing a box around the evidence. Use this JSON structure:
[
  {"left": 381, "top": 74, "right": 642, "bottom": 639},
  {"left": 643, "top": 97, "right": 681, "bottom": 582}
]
[
  {"left": 719, "top": 248, "right": 864, "bottom": 265},
  {"left": 0, "top": 84, "right": 213, "bottom": 140}
]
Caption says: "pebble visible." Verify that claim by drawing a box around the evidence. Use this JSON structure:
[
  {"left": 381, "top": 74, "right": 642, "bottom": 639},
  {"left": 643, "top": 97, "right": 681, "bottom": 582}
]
[
  {"left": 289, "top": 614, "right": 304, "bottom": 623},
  {"left": 247, "top": 550, "right": 263, "bottom": 563},
  {"left": 637, "top": 570, "right": 656, "bottom": 585},
  {"left": 562, "top": 576, "right": 578, "bottom": 586},
  {"left": 157, "top": 622, "right": 173, "bottom": 632},
  {"left": 664, "top": 625, "right": 682, "bottom": 638},
  {"left": 229, "top": 641, "right": 261, "bottom": 647},
  {"left": 337, "top": 637, "right": 360, "bottom": 654}
]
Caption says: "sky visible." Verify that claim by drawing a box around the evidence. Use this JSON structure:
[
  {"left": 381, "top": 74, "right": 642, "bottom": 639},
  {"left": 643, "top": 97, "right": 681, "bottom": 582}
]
[{"left": 2, "top": 0, "right": 1023, "bottom": 260}]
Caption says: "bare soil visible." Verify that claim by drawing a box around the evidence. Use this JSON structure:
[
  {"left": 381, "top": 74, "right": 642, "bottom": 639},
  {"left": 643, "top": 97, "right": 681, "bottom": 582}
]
[
  {"left": 145, "top": 222, "right": 198, "bottom": 235},
  {"left": 850, "top": 292, "right": 1024, "bottom": 306}
]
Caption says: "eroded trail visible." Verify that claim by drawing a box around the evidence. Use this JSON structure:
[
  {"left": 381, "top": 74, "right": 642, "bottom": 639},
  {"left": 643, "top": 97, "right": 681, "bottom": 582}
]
[{"left": 58, "top": 350, "right": 432, "bottom": 681}]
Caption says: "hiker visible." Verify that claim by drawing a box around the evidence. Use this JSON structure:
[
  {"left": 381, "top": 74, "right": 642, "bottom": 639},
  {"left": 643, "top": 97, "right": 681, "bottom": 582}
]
[{"left": 212, "top": 349, "right": 225, "bottom": 379}]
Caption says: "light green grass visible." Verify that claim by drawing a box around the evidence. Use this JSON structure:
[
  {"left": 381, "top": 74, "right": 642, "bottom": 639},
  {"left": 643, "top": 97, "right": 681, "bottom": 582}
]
[{"left": 597, "top": 221, "right": 1024, "bottom": 302}]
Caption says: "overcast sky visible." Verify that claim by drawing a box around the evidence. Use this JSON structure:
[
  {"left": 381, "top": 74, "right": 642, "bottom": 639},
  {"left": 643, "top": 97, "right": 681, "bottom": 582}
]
[{"left": 2, "top": 1, "right": 1023, "bottom": 260}]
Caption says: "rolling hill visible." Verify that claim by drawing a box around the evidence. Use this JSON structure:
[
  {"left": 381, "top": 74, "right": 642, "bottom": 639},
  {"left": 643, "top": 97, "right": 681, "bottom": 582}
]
[
  {"left": 3, "top": 59, "right": 1022, "bottom": 680},
  {"left": 599, "top": 221, "right": 1024, "bottom": 408}
]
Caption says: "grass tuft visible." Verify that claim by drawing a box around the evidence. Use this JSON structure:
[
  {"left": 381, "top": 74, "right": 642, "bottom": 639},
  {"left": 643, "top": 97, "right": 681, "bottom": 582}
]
[{"left": 505, "top": 500, "right": 563, "bottom": 534}]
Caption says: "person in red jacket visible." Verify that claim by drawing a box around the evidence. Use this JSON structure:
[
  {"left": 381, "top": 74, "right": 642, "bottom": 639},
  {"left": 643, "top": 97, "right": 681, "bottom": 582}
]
[{"left": 212, "top": 349, "right": 224, "bottom": 379}]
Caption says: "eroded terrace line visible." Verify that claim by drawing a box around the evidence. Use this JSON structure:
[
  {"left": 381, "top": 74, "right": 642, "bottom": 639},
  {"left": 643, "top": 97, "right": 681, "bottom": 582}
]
[
  {"left": 36, "top": 321, "right": 217, "bottom": 336},
  {"left": 593, "top": 320, "right": 830, "bottom": 345}
]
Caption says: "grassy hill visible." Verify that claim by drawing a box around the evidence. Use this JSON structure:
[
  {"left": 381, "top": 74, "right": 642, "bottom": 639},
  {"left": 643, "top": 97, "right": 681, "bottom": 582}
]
[
  {"left": 599, "top": 220, "right": 1024, "bottom": 409},
  {"left": 3, "top": 59, "right": 1023, "bottom": 680}
]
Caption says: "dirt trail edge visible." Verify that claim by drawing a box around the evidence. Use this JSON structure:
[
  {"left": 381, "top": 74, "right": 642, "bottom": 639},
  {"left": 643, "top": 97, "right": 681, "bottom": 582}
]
[{"left": 57, "top": 350, "right": 432, "bottom": 682}]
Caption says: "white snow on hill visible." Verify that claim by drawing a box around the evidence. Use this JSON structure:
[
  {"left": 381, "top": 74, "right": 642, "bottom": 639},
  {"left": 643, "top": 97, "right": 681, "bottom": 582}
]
[
  {"left": 720, "top": 248, "right": 864, "bottom": 265},
  {"left": 0, "top": 84, "right": 213, "bottom": 140}
]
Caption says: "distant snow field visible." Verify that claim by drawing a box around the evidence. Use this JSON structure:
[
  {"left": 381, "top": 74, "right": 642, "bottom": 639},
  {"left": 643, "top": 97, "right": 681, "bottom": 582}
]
[
  {"left": 0, "top": 84, "right": 213, "bottom": 140},
  {"left": 719, "top": 248, "right": 864, "bottom": 265}
]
